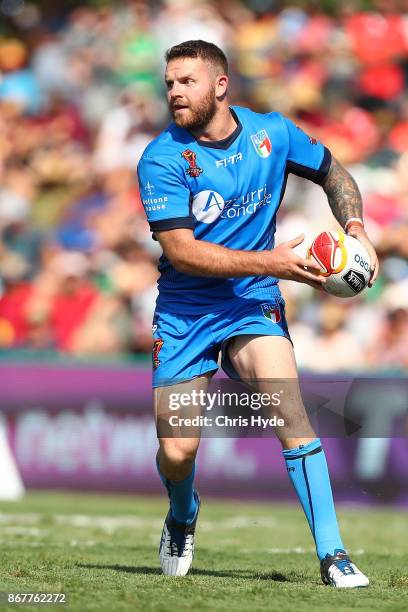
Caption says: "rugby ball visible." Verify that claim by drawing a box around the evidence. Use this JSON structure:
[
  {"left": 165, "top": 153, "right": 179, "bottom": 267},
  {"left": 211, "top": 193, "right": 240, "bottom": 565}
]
[{"left": 308, "top": 230, "right": 371, "bottom": 298}]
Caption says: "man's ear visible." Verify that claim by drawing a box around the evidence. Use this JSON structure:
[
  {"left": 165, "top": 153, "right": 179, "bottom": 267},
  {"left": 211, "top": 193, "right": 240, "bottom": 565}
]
[{"left": 215, "top": 74, "right": 228, "bottom": 99}]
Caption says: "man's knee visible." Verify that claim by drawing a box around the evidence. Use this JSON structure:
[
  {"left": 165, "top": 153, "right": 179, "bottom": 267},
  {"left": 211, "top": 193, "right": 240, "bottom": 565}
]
[{"left": 159, "top": 438, "right": 199, "bottom": 468}]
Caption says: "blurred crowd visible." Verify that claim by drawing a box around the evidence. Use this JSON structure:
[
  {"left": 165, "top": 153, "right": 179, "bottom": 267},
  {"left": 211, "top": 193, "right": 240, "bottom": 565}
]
[{"left": 0, "top": 0, "right": 408, "bottom": 371}]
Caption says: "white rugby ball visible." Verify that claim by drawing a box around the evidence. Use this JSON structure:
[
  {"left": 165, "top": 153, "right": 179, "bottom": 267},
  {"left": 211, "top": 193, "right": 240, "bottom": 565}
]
[{"left": 308, "top": 230, "right": 371, "bottom": 298}]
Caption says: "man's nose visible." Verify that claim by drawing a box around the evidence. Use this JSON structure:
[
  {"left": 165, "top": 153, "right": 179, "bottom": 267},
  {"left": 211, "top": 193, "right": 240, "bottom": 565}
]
[{"left": 169, "top": 82, "right": 182, "bottom": 97}]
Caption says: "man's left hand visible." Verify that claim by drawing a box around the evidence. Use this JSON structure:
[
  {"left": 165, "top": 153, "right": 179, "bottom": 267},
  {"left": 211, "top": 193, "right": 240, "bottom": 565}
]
[{"left": 346, "top": 225, "right": 379, "bottom": 288}]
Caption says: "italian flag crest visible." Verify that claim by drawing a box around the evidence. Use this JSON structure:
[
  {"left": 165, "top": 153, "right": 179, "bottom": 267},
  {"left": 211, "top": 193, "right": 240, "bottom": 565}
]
[
  {"left": 251, "top": 129, "right": 272, "bottom": 158},
  {"left": 261, "top": 303, "right": 281, "bottom": 323}
]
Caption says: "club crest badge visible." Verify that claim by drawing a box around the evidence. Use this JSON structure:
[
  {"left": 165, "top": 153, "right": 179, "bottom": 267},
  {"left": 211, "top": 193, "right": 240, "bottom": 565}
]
[
  {"left": 261, "top": 303, "right": 281, "bottom": 323},
  {"left": 182, "top": 149, "right": 203, "bottom": 177},
  {"left": 250, "top": 129, "right": 272, "bottom": 158},
  {"left": 152, "top": 338, "right": 164, "bottom": 370}
]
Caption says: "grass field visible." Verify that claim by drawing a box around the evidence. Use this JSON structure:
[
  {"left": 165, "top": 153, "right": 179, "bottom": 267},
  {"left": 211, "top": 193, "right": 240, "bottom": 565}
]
[{"left": 0, "top": 492, "right": 407, "bottom": 611}]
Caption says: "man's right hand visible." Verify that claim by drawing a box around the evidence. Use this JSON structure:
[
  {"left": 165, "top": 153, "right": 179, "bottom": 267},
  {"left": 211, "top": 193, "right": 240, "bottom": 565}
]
[{"left": 267, "top": 234, "right": 326, "bottom": 289}]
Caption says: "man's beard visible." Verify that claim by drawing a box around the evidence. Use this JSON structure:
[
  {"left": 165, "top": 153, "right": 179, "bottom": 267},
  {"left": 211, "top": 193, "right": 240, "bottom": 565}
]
[{"left": 170, "top": 87, "right": 217, "bottom": 132}]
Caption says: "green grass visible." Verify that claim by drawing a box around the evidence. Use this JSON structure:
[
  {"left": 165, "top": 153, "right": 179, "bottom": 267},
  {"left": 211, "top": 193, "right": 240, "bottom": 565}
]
[{"left": 0, "top": 492, "right": 407, "bottom": 611}]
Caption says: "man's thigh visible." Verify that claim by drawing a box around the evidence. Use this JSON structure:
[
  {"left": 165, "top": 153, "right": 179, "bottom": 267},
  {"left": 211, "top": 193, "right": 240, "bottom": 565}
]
[
  {"left": 225, "top": 334, "right": 315, "bottom": 441},
  {"left": 219, "top": 295, "right": 292, "bottom": 380},
  {"left": 226, "top": 334, "right": 298, "bottom": 380}
]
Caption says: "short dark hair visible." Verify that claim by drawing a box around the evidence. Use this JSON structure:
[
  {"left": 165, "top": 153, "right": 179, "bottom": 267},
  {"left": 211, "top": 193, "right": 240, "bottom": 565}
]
[{"left": 165, "top": 40, "right": 228, "bottom": 75}]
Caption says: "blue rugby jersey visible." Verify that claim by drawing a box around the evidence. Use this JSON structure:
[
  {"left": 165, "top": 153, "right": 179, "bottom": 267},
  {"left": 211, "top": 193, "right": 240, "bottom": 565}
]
[{"left": 137, "top": 106, "right": 331, "bottom": 313}]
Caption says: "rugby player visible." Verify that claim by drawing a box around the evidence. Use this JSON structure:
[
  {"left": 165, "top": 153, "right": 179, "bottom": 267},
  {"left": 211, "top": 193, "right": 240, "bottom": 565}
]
[{"left": 137, "top": 40, "right": 379, "bottom": 586}]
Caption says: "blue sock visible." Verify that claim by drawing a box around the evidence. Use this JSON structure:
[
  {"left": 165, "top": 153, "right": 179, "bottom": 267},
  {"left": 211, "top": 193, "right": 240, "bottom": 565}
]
[
  {"left": 283, "top": 438, "right": 345, "bottom": 560},
  {"left": 156, "top": 456, "right": 198, "bottom": 524}
]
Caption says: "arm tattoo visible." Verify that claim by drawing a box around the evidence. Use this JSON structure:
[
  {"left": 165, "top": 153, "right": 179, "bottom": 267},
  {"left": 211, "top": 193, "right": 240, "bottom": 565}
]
[{"left": 321, "top": 156, "right": 363, "bottom": 228}]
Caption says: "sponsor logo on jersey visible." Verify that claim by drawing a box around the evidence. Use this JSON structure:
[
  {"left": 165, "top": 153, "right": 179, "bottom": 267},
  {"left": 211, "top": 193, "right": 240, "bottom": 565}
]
[
  {"left": 342, "top": 269, "right": 366, "bottom": 293},
  {"left": 142, "top": 195, "right": 168, "bottom": 212},
  {"left": 144, "top": 181, "right": 155, "bottom": 195},
  {"left": 250, "top": 129, "right": 272, "bottom": 158},
  {"left": 192, "top": 190, "right": 225, "bottom": 223},
  {"left": 152, "top": 338, "right": 164, "bottom": 370},
  {"left": 192, "top": 185, "right": 272, "bottom": 223},
  {"left": 215, "top": 152, "right": 243, "bottom": 168},
  {"left": 261, "top": 303, "right": 281, "bottom": 323},
  {"left": 182, "top": 149, "right": 203, "bottom": 177},
  {"left": 221, "top": 185, "right": 271, "bottom": 219}
]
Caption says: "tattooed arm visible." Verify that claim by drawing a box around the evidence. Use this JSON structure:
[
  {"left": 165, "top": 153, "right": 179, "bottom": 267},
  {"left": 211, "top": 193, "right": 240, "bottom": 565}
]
[
  {"left": 321, "top": 156, "right": 363, "bottom": 228},
  {"left": 321, "top": 156, "right": 379, "bottom": 286}
]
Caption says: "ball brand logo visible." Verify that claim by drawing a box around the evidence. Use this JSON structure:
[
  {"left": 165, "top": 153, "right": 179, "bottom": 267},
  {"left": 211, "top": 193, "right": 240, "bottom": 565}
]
[
  {"left": 181, "top": 149, "right": 203, "bottom": 177},
  {"left": 250, "top": 129, "right": 272, "bottom": 158},
  {"left": 354, "top": 253, "right": 370, "bottom": 272},
  {"left": 309, "top": 231, "right": 347, "bottom": 277},
  {"left": 342, "top": 269, "right": 366, "bottom": 293}
]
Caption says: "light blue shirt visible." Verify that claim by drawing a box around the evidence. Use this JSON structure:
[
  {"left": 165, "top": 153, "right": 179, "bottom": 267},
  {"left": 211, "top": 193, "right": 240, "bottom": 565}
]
[{"left": 137, "top": 106, "right": 331, "bottom": 313}]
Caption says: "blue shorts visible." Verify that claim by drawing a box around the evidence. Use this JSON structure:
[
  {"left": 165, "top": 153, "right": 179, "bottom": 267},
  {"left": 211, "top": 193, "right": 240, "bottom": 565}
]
[{"left": 151, "top": 293, "right": 291, "bottom": 388}]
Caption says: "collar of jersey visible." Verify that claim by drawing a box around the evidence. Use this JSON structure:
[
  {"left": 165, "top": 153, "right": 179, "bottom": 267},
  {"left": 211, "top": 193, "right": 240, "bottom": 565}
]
[{"left": 194, "top": 108, "right": 242, "bottom": 150}]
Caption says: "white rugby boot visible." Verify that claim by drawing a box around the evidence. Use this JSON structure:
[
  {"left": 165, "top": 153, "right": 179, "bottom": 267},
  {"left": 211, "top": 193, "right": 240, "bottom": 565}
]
[
  {"left": 159, "top": 491, "right": 200, "bottom": 576},
  {"left": 320, "top": 549, "right": 369, "bottom": 588}
]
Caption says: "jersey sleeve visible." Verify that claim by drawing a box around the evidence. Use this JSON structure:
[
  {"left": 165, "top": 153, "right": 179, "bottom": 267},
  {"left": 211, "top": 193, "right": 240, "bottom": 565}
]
[
  {"left": 137, "top": 154, "right": 194, "bottom": 232},
  {"left": 282, "top": 116, "right": 332, "bottom": 184}
]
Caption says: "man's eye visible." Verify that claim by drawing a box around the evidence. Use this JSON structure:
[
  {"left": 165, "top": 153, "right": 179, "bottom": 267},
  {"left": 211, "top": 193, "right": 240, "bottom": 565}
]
[{"left": 186, "top": 79, "right": 194, "bottom": 84}]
